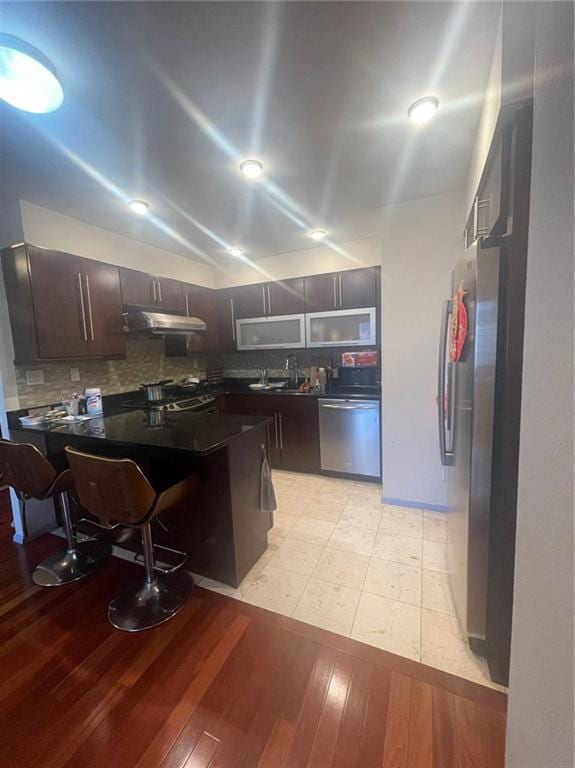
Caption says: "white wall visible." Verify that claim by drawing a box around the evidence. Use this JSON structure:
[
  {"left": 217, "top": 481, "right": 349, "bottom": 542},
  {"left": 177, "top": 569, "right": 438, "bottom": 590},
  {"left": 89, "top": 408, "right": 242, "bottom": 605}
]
[
  {"left": 215, "top": 236, "right": 381, "bottom": 288},
  {"left": 19, "top": 200, "right": 216, "bottom": 288},
  {"left": 505, "top": 4, "right": 574, "bottom": 767},
  {"left": 381, "top": 190, "right": 464, "bottom": 509}
]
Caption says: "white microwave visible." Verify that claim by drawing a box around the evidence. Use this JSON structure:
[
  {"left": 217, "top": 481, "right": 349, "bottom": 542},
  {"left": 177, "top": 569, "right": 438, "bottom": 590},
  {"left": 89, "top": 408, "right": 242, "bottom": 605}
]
[
  {"left": 236, "top": 314, "right": 306, "bottom": 350},
  {"left": 306, "top": 307, "right": 377, "bottom": 348}
]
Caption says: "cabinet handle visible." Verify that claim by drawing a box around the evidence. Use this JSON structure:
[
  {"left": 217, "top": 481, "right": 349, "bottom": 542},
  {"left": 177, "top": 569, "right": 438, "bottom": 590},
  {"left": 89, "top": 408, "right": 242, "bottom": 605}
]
[
  {"left": 157, "top": 280, "right": 162, "bottom": 303},
  {"left": 274, "top": 412, "right": 279, "bottom": 449},
  {"left": 230, "top": 298, "right": 236, "bottom": 341},
  {"left": 279, "top": 412, "right": 283, "bottom": 451},
  {"left": 76, "top": 273, "right": 88, "bottom": 341},
  {"left": 84, "top": 274, "right": 95, "bottom": 341},
  {"left": 338, "top": 274, "right": 343, "bottom": 307},
  {"left": 267, "top": 285, "right": 272, "bottom": 315},
  {"left": 262, "top": 285, "right": 267, "bottom": 315},
  {"left": 185, "top": 295, "right": 190, "bottom": 317},
  {"left": 152, "top": 280, "right": 157, "bottom": 303},
  {"left": 333, "top": 275, "right": 337, "bottom": 307}
]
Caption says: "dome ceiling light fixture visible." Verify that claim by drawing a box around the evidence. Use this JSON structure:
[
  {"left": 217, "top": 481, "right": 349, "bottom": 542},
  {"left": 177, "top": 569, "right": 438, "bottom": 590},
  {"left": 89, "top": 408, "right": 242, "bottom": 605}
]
[
  {"left": 128, "top": 199, "right": 150, "bottom": 215},
  {"left": 228, "top": 246, "right": 244, "bottom": 258},
  {"left": 239, "top": 159, "right": 264, "bottom": 179},
  {"left": 309, "top": 229, "right": 327, "bottom": 242},
  {"left": 408, "top": 96, "right": 439, "bottom": 124},
  {"left": 0, "top": 34, "right": 63, "bottom": 113}
]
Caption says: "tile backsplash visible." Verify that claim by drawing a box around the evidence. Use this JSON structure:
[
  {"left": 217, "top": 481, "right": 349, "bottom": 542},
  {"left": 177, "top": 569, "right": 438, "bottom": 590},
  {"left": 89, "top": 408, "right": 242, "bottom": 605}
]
[
  {"left": 14, "top": 337, "right": 206, "bottom": 409},
  {"left": 13, "top": 341, "right": 377, "bottom": 409}
]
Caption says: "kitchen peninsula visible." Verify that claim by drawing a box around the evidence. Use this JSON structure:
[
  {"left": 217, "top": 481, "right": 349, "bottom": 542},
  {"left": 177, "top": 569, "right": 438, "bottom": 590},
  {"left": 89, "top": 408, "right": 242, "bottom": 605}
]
[{"left": 9, "top": 407, "right": 271, "bottom": 588}]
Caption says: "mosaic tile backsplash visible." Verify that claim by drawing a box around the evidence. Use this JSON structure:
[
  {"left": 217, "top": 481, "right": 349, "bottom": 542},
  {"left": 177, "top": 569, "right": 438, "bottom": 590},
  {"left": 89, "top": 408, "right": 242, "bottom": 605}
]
[
  {"left": 13, "top": 340, "right": 377, "bottom": 409},
  {"left": 14, "top": 338, "right": 206, "bottom": 409}
]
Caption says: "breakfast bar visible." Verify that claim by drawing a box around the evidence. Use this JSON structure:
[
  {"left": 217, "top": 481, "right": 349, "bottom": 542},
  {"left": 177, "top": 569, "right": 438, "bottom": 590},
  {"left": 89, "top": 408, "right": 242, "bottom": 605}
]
[{"left": 9, "top": 409, "right": 272, "bottom": 587}]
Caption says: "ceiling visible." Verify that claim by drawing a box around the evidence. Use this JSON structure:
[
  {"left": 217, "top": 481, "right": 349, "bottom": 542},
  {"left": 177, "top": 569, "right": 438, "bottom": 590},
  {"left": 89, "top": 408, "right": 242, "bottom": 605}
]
[{"left": 0, "top": 2, "right": 500, "bottom": 265}]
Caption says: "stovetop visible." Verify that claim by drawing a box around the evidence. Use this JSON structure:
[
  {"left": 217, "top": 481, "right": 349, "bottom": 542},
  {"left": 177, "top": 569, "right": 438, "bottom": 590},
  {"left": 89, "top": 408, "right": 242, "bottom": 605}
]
[{"left": 121, "top": 393, "right": 216, "bottom": 413}]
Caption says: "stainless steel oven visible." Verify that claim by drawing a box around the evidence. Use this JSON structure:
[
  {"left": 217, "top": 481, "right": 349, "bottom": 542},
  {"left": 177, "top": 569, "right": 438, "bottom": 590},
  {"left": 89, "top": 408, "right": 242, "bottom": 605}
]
[{"left": 318, "top": 398, "right": 381, "bottom": 478}]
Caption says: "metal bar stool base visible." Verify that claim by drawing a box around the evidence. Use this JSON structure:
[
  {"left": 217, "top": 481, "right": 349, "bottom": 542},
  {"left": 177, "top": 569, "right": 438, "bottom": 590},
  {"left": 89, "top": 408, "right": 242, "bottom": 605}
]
[
  {"left": 108, "top": 573, "right": 192, "bottom": 632},
  {"left": 32, "top": 540, "right": 112, "bottom": 587}
]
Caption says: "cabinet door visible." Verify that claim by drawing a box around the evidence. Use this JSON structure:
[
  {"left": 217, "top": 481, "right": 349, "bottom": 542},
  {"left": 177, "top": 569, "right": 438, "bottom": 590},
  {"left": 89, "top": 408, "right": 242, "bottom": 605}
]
[
  {"left": 217, "top": 290, "right": 237, "bottom": 352},
  {"left": 157, "top": 277, "right": 185, "bottom": 313},
  {"left": 277, "top": 397, "right": 321, "bottom": 473},
  {"left": 83, "top": 260, "right": 126, "bottom": 358},
  {"left": 267, "top": 278, "right": 305, "bottom": 316},
  {"left": 304, "top": 273, "right": 339, "bottom": 312},
  {"left": 120, "top": 268, "right": 155, "bottom": 306},
  {"left": 223, "top": 395, "right": 280, "bottom": 466},
  {"left": 185, "top": 285, "right": 219, "bottom": 352},
  {"left": 28, "top": 247, "right": 90, "bottom": 359},
  {"left": 231, "top": 284, "right": 266, "bottom": 319},
  {"left": 339, "top": 268, "right": 377, "bottom": 309}
]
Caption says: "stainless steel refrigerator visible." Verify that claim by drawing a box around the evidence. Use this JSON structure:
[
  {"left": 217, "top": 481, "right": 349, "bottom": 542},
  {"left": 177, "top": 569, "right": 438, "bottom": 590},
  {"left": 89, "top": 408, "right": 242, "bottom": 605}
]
[
  {"left": 437, "top": 101, "right": 532, "bottom": 686},
  {"left": 438, "top": 238, "right": 502, "bottom": 653}
]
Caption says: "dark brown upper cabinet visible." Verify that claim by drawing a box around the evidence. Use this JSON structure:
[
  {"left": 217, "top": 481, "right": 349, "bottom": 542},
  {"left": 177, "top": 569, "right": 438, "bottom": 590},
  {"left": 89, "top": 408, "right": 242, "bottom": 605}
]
[
  {"left": 231, "top": 283, "right": 267, "bottom": 319},
  {"left": 267, "top": 278, "right": 305, "bottom": 315},
  {"left": 184, "top": 284, "right": 219, "bottom": 352},
  {"left": 2, "top": 244, "right": 126, "bottom": 363},
  {"left": 339, "top": 267, "right": 378, "bottom": 309},
  {"left": 120, "top": 268, "right": 185, "bottom": 313},
  {"left": 216, "top": 290, "right": 237, "bottom": 352},
  {"left": 304, "top": 272, "right": 340, "bottom": 311},
  {"left": 230, "top": 277, "right": 305, "bottom": 319},
  {"left": 305, "top": 268, "right": 378, "bottom": 312}
]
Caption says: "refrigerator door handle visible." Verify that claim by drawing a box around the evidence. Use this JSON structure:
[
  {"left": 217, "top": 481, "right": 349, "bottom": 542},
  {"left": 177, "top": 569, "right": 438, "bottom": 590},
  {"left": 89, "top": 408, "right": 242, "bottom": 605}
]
[{"left": 438, "top": 299, "right": 455, "bottom": 466}]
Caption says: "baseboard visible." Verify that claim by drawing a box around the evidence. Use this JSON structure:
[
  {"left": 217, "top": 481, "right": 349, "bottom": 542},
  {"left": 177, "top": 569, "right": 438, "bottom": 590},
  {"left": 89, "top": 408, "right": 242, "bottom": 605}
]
[{"left": 383, "top": 496, "right": 447, "bottom": 512}]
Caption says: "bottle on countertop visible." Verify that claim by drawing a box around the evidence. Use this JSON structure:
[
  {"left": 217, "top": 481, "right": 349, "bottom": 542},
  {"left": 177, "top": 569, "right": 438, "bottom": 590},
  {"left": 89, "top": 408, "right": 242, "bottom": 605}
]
[{"left": 84, "top": 387, "right": 103, "bottom": 416}]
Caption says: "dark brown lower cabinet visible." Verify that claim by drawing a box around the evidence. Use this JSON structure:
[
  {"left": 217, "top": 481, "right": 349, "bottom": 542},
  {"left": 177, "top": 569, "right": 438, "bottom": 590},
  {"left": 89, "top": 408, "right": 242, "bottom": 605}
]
[{"left": 221, "top": 394, "right": 320, "bottom": 473}]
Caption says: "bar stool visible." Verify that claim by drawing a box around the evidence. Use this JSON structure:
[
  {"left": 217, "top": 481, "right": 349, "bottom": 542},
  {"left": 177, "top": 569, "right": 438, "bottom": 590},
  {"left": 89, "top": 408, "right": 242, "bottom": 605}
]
[
  {"left": 65, "top": 445, "right": 198, "bottom": 632},
  {"left": 0, "top": 438, "right": 110, "bottom": 587}
]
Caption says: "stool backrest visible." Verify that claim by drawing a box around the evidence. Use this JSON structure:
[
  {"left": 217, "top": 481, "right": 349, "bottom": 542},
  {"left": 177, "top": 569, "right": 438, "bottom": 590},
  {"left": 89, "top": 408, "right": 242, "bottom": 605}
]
[
  {"left": 0, "top": 439, "right": 57, "bottom": 499},
  {"left": 65, "top": 446, "right": 156, "bottom": 527}
]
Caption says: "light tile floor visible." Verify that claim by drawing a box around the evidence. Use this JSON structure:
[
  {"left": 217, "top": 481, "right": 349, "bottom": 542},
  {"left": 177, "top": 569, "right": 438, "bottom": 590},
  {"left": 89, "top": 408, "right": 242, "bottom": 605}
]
[{"left": 194, "top": 470, "right": 503, "bottom": 690}]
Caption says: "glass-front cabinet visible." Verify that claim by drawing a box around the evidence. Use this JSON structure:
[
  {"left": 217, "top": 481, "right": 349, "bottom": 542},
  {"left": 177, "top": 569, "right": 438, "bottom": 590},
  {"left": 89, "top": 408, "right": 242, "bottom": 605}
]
[
  {"left": 236, "top": 314, "right": 306, "bottom": 350},
  {"left": 306, "top": 307, "right": 377, "bottom": 347}
]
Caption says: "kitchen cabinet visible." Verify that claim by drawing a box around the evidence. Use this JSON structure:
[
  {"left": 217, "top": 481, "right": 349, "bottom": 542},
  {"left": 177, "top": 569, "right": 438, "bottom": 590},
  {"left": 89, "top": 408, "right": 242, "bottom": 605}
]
[
  {"left": 1, "top": 244, "right": 126, "bottom": 363},
  {"left": 267, "top": 278, "right": 305, "bottom": 315},
  {"left": 231, "top": 284, "right": 267, "bottom": 319},
  {"left": 339, "top": 268, "right": 377, "bottom": 308},
  {"left": 304, "top": 268, "right": 377, "bottom": 311},
  {"left": 231, "top": 277, "right": 305, "bottom": 319},
  {"left": 216, "top": 290, "right": 237, "bottom": 352},
  {"left": 120, "top": 268, "right": 185, "bottom": 313},
  {"left": 222, "top": 393, "right": 320, "bottom": 473},
  {"left": 184, "top": 285, "right": 219, "bottom": 352}
]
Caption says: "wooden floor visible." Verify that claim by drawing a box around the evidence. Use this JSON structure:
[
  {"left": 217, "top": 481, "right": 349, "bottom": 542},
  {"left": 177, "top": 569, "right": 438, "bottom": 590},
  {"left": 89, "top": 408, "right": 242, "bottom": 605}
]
[{"left": 0, "top": 491, "right": 506, "bottom": 767}]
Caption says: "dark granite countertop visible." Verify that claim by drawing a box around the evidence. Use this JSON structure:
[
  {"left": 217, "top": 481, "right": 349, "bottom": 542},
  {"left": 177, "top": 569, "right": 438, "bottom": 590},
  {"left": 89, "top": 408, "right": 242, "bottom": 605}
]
[
  {"left": 214, "top": 379, "right": 381, "bottom": 400},
  {"left": 10, "top": 409, "right": 270, "bottom": 456}
]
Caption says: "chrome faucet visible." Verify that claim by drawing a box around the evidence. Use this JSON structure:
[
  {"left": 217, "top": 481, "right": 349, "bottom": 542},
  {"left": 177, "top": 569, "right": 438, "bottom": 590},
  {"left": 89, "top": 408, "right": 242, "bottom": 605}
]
[
  {"left": 285, "top": 354, "right": 299, "bottom": 389},
  {"left": 260, "top": 368, "right": 269, "bottom": 386}
]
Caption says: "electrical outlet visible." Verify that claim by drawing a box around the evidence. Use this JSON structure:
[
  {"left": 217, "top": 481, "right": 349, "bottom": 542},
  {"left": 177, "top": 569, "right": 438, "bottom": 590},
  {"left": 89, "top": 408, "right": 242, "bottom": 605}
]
[
  {"left": 192, "top": 358, "right": 198, "bottom": 369},
  {"left": 70, "top": 367, "right": 81, "bottom": 382},
  {"left": 442, "top": 466, "right": 447, "bottom": 481},
  {"left": 25, "top": 370, "right": 45, "bottom": 386}
]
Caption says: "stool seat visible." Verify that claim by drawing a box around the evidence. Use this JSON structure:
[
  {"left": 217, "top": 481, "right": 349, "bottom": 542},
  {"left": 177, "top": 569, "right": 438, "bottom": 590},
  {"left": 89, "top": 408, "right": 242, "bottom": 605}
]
[
  {"left": 65, "top": 445, "right": 198, "bottom": 632},
  {"left": 0, "top": 439, "right": 110, "bottom": 587}
]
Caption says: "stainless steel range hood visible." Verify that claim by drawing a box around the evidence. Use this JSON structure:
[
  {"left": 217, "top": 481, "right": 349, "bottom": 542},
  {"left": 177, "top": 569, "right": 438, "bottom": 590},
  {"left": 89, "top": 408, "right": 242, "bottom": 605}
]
[{"left": 123, "top": 310, "right": 207, "bottom": 335}]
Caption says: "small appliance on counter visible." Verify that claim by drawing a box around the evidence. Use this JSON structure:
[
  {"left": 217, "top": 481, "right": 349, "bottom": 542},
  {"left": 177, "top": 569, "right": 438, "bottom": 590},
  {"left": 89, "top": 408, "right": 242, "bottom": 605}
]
[{"left": 331, "top": 365, "right": 380, "bottom": 396}]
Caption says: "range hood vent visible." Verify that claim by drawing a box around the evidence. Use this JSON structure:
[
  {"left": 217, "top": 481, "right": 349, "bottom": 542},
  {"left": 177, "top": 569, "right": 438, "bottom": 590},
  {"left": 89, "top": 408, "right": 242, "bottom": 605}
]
[{"left": 123, "top": 310, "right": 207, "bottom": 336}]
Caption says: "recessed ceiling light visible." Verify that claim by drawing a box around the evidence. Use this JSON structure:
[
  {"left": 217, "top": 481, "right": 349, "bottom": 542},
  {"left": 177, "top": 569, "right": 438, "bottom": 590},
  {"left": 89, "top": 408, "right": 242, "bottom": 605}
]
[
  {"left": 408, "top": 96, "right": 439, "bottom": 124},
  {"left": 128, "top": 199, "right": 149, "bottom": 215},
  {"left": 0, "top": 34, "right": 63, "bottom": 113},
  {"left": 239, "top": 159, "right": 263, "bottom": 179},
  {"left": 228, "top": 247, "right": 244, "bottom": 258},
  {"left": 309, "top": 229, "right": 327, "bottom": 241}
]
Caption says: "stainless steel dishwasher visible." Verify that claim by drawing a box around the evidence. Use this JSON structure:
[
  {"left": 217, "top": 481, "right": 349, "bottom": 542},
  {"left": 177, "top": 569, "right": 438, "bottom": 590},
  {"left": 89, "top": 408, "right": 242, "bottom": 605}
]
[{"left": 318, "top": 399, "right": 380, "bottom": 478}]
